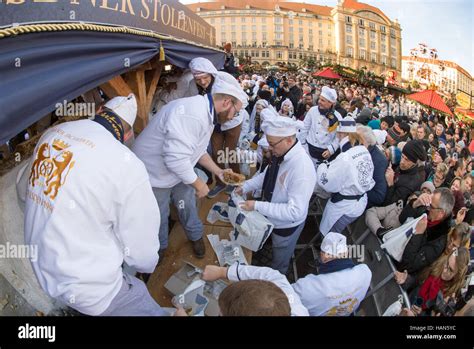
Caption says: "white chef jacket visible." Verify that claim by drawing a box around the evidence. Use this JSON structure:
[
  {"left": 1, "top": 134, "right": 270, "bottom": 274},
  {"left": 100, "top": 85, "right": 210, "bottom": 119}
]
[
  {"left": 242, "top": 140, "right": 316, "bottom": 229},
  {"left": 133, "top": 95, "right": 214, "bottom": 188},
  {"left": 298, "top": 106, "right": 343, "bottom": 155},
  {"left": 24, "top": 120, "right": 160, "bottom": 316},
  {"left": 227, "top": 263, "right": 309, "bottom": 316},
  {"left": 292, "top": 263, "right": 372, "bottom": 316},
  {"left": 317, "top": 137, "right": 375, "bottom": 235}
]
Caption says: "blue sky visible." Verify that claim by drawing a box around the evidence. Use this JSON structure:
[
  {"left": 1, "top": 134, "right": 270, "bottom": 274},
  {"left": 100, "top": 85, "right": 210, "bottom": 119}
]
[{"left": 181, "top": 0, "right": 473, "bottom": 75}]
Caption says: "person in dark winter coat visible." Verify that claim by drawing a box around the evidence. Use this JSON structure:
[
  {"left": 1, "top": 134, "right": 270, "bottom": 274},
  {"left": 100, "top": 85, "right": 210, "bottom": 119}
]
[
  {"left": 384, "top": 140, "right": 427, "bottom": 206},
  {"left": 398, "top": 188, "right": 455, "bottom": 274},
  {"left": 357, "top": 126, "right": 388, "bottom": 208},
  {"left": 287, "top": 77, "right": 302, "bottom": 111}
]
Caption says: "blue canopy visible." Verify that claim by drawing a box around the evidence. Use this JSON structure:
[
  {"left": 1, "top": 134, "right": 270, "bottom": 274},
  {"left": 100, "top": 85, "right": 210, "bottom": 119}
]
[{"left": 0, "top": 30, "right": 224, "bottom": 145}]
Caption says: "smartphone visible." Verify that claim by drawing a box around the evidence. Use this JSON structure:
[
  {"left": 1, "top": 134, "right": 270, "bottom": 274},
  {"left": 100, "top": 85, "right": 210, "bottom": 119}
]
[{"left": 453, "top": 152, "right": 458, "bottom": 161}]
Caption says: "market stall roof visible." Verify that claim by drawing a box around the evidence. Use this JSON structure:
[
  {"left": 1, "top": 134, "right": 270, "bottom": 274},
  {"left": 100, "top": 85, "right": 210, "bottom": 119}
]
[
  {"left": 406, "top": 89, "right": 453, "bottom": 116},
  {"left": 312, "top": 67, "right": 342, "bottom": 79},
  {"left": 455, "top": 108, "right": 474, "bottom": 121},
  {"left": 0, "top": 1, "right": 225, "bottom": 145}
]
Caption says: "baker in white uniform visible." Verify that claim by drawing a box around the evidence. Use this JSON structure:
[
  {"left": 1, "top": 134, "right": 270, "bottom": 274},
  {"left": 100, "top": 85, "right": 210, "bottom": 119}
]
[
  {"left": 298, "top": 86, "right": 343, "bottom": 171},
  {"left": 237, "top": 109, "right": 317, "bottom": 274},
  {"left": 292, "top": 232, "right": 372, "bottom": 316},
  {"left": 317, "top": 115, "right": 375, "bottom": 236},
  {"left": 201, "top": 263, "right": 308, "bottom": 316},
  {"left": 132, "top": 72, "right": 248, "bottom": 260},
  {"left": 24, "top": 95, "right": 167, "bottom": 316},
  {"left": 177, "top": 57, "right": 246, "bottom": 198}
]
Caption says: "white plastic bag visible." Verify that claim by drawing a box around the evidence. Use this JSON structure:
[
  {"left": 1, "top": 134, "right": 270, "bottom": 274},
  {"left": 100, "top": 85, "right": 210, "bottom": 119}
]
[
  {"left": 227, "top": 192, "right": 274, "bottom": 251},
  {"left": 381, "top": 214, "right": 426, "bottom": 262}
]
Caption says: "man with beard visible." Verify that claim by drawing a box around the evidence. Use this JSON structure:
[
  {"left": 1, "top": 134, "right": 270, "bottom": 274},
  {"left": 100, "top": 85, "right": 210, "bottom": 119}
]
[{"left": 133, "top": 72, "right": 248, "bottom": 262}]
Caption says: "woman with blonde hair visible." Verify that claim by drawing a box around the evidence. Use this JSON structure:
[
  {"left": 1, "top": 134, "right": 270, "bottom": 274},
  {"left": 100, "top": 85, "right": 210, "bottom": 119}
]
[{"left": 412, "top": 248, "right": 470, "bottom": 315}]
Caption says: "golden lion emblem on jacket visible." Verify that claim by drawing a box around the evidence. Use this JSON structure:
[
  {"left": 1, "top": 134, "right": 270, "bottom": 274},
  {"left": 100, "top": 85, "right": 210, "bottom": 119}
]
[{"left": 29, "top": 139, "right": 75, "bottom": 200}]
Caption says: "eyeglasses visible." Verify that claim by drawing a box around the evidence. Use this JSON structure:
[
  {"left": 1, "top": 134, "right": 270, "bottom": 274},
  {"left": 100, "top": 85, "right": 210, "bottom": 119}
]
[
  {"left": 428, "top": 204, "right": 443, "bottom": 212},
  {"left": 268, "top": 137, "right": 288, "bottom": 148}
]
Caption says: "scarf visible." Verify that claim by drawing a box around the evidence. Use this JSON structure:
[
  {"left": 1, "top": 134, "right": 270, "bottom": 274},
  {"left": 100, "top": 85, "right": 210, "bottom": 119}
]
[
  {"left": 261, "top": 140, "right": 298, "bottom": 202},
  {"left": 318, "top": 258, "right": 355, "bottom": 275},
  {"left": 93, "top": 110, "right": 124, "bottom": 143},
  {"left": 418, "top": 275, "right": 444, "bottom": 310}
]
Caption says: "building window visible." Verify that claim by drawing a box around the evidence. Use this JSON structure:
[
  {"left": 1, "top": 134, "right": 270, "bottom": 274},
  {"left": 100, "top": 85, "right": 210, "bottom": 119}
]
[
  {"left": 381, "top": 55, "right": 387, "bottom": 65},
  {"left": 242, "top": 41, "right": 247, "bottom": 47},
  {"left": 309, "top": 45, "right": 314, "bottom": 51},
  {"left": 390, "top": 37, "right": 396, "bottom": 47},
  {"left": 359, "top": 19, "right": 364, "bottom": 26},
  {"left": 309, "top": 29, "right": 313, "bottom": 35},
  {"left": 369, "top": 22, "right": 375, "bottom": 30},
  {"left": 262, "top": 17, "right": 266, "bottom": 23},
  {"left": 359, "top": 27, "right": 365, "bottom": 36},
  {"left": 346, "top": 46, "right": 353, "bottom": 57},
  {"left": 359, "top": 49, "right": 366, "bottom": 60},
  {"left": 380, "top": 25, "right": 386, "bottom": 33},
  {"left": 289, "top": 26, "right": 294, "bottom": 32},
  {"left": 390, "top": 28, "right": 396, "bottom": 37},
  {"left": 275, "top": 17, "right": 282, "bottom": 24},
  {"left": 252, "top": 17, "right": 256, "bottom": 23},
  {"left": 241, "top": 25, "right": 246, "bottom": 32},
  {"left": 289, "top": 42, "right": 294, "bottom": 49},
  {"left": 241, "top": 17, "right": 246, "bottom": 23},
  {"left": 275, "top": 33, "right": 283, "bottom": 40},
  {"left": 319, "top": 22, "right": 323, "bottom": 28},
  {"left": 381, "top": 43, "right": 386, "bottom": 53},
  {"left": 391, "top": 58, "right": 397, "bottom": 68},
  {"left": 289, "top": 19, "right": 293, "bottom": 25},
  {"left": 346, "top": 35, "right": 353, "bottom": 45},
  {"left": 346, "top": 16, "right": 352, "bottom": 23},
  {"left": 277, "top": 51, "right": 283, "bottom": 59},
  {"left": 359, "top": 38, "right": 366, "bottom": 47},
  {"left": 370, "top": 41, "right": 376, "bottom": 50},
  {"left": 371, "top": 52, "right": 377, "bottom": 63},
  {"left": 319, "top": 30, "right": 323, "bottom": 36},
  {"left": 370, "top": 30, "right": 376, "bottom": 40},
  {"left": 299, "top": 43, "right": 304, "bottom": 49},
  {"left": 346, "top": 24, "right": 352, "bottom": 33},
  {"left": 299, "top": 19, "right": 303, "bottom": 25},
  {"left": 391, "top": 47, "right": 397, "bottom": 56}
]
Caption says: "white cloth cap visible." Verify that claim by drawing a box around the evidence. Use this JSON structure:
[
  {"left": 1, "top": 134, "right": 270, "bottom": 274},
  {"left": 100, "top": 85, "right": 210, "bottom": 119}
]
[
  {"left": 189, "top": 57, "right": 218, "bottom": 78},
  {"left": 104, "top": 94, "right": 137, "bottom": 128},
  {"left": 321, "top": 232, "right": 348, "bottom": 257},
  {"left": 255, "top": 99, "right": 269, "bottom": 109},
  {"left": 337, "top": 115, "right": 357, "bottom": 133},
  {"left": 260, "top": 107, "right": 278, "bottom": 123},
  {"left": 320, "top": 86, "right": 337, "bottom": 104},
  {"left": 212, "top": 71, "right": 249, "bottom": 108},
  {"left": 262, "top": 114, "right": 299, "bottom": 137},
  {"left": 373, "top": 129, "right": 387, "bottom": 145}
]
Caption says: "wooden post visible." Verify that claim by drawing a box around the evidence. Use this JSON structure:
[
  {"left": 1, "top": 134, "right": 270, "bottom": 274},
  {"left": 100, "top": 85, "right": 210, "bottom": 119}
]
[{"left": 99, "top": 59, "right": 164, "bottom": 134}]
